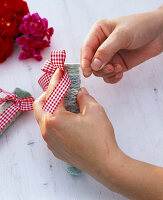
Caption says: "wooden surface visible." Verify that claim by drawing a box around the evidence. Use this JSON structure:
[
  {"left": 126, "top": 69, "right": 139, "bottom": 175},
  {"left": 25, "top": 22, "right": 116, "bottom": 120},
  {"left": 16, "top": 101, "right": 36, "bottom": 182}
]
[{"left": 0, "top": 0, "right": 163, "bottom": 199}]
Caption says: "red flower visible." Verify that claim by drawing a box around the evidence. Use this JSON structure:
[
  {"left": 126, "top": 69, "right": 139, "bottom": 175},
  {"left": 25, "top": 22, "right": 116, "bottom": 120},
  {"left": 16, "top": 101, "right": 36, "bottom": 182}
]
[
  {"left": 0, "top": 0, "right": 29, "bottom": 63},
  {"left": 0, "top": 0, "right": 29, "bottom": 16},
  {"left": 0, "top": 0, "right": 29, "bottom": 37},
  {"left": 0, "top": 37, "right": 14, "bottom": 63},
  {"left": 0, "top": 8, "right": 17, "bottom": 38}
]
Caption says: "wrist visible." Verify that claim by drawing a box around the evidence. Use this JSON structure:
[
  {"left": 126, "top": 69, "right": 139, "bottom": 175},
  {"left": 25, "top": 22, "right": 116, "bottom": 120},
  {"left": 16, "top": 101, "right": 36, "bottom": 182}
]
[
  {"left": 92, "top": 146, "right": 129, "bottom": 192},
  {"left": 101, "top": 148, "right": 163, "bottom": 199},
  {"left": 152, "top": 6, "right": 163, "bottom": 50},
  {"left": 158, "top": 5, "right": 163, "bottom": 11},
  {"left": 155, "top": 6, "right": 163, "bottom": 32}
]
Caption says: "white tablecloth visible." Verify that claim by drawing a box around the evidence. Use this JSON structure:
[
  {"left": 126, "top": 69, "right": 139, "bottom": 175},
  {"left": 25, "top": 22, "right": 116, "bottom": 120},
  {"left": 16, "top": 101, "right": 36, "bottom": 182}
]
[{"left": 0, "top": 0, "right": 163, "bottom": 199}]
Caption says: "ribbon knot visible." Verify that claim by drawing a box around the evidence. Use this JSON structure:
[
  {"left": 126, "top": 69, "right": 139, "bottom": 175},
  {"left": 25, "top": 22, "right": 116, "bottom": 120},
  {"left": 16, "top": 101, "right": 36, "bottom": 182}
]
[
  {"left": 38, "top": 50, "right": 71, "bottom": 114},
  {"left": 0, "top": 89, "right": 34, "bottom": 132},
  {"left": 15, "top": 97, "right": 35, "bottom": 111}
]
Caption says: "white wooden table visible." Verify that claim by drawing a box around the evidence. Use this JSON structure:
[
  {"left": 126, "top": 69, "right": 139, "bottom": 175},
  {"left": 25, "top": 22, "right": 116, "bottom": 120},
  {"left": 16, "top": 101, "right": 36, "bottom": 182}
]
[{"left": 0, "top": 0, "right": 163, "bottom": 199}]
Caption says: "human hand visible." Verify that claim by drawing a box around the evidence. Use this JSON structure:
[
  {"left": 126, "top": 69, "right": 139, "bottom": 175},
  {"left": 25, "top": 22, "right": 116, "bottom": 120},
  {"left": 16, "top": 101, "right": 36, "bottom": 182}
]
[
  {"left": 33, "top": 69, "right": 163, "bottom": 199},
  {"left": 81, "top": 7, "right": 163, "bottom": 83},
  {"left": 33, "top": 69, "right": 124, "bottom": 188}
]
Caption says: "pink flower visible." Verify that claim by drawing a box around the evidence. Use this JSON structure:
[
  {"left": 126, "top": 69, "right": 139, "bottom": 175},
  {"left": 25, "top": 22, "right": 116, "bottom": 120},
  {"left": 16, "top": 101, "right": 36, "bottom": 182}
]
[{"left": 16, "top": 13, "right": 54, "bottom": 61}]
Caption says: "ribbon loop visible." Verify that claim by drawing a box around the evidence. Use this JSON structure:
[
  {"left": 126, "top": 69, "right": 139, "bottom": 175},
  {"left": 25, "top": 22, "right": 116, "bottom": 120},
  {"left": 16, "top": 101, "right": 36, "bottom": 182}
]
[
  {"left": 0, "top": 89, "right": 18, "bottom": 105},
  {"left": 41, "top": 60, "right": 55, "bottom": 73},
  {"left": 0, "top": 89, "right": 34, "bottom": 132},
  {"left": 51, "top": 50, "right": 66, "bottom": 66},
  {"left": 38, "top": 50, "right": 71, "bottom": 114}
]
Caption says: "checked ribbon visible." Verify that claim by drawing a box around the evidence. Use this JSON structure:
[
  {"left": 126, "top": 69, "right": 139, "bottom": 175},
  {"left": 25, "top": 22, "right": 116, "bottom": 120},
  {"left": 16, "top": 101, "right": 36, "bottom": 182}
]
[
  {"left": 0, "top": 88, "right": 34, "bottom": 132},
  {"left": 38, "top": 50, "right": 71, "bottom": 114}
]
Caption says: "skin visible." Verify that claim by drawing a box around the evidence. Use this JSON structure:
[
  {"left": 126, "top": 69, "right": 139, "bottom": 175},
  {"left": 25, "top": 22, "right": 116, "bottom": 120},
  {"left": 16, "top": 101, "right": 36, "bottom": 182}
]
[
  {"left": 33, "top": 6, "right": 163, "bottom": 200},
  {"left": 81, "top": 6, "right": 163, "bottom": 83}
]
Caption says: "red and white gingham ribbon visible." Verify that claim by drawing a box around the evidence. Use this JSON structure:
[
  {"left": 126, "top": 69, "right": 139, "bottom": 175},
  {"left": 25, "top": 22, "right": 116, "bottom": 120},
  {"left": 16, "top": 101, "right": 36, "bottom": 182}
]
[
  {"left": 0, "top": 88, "right": 34, "bottom": 132},
  {"left": 38, "top": 50, "right": 71, "bottom": 114}
]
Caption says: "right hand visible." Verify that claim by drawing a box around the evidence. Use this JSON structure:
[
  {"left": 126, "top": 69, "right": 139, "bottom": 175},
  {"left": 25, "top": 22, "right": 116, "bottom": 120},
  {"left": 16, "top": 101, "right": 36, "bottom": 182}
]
[{"left": 81, "top": 6, "right": 163, "bottom": 83}]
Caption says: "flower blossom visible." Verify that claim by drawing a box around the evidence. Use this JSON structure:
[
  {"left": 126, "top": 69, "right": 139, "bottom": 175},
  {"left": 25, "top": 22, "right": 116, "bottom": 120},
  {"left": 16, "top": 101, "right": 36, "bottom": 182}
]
[{"left": 16, "top": 13, "right": 54, "bottom": 61}]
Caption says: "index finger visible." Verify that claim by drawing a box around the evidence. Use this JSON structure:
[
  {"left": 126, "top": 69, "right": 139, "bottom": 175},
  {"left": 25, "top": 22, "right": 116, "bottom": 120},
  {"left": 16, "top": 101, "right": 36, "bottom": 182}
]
[
  {"left": 80, "top": 20, "right": 110, "bottom": 77},
  {"left": 46, "top": 68, "right": 65, "bottom": 113},
  {"left": 34, "top": 68, "right": 65, "bottom": 123}
]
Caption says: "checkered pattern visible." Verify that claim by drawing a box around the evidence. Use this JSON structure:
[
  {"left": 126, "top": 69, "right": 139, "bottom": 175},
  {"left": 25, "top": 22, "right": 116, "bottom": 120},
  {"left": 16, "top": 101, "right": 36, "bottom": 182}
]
[
  {"left": 38, "top": 50, "right": 71, "bottom": 114},
  {"left": 0, "top": 89, "right": 35, "bottom": 132}
]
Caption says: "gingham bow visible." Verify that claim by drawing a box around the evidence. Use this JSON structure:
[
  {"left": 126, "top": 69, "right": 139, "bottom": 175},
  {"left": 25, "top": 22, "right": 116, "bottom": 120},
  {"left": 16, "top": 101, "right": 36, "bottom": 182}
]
[
  {"left": 38, "top": 50, "right": 71, "bottom": 114},
  {"left": 0, "top": 89, "right": 34, "bottom": 132}
]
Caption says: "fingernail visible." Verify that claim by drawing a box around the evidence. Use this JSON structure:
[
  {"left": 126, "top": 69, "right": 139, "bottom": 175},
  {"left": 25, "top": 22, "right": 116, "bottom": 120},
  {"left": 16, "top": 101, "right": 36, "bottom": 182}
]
[
  {"left": 83, "top": 71, "right": 92, "bottom": 77},
  {"left": 91, "top": 58, "right": 102, "bottom": 71},
  {"left": 79, "top": 87, "right": 88, "bottom": 94},
  {"left": 115, "top": 64, "right": 122, "bottom": 73}
]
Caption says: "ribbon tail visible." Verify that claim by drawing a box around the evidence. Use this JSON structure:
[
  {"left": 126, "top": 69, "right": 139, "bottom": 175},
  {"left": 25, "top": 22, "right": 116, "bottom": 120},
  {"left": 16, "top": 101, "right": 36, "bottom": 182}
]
[
  {"left": 0, "top": 104, "right": 19, "bottom": 132},
  {"left": 38, "top": 73, "right": 53, "bottom": 91},
  {"left": 42, "top": 71, "right": 71, "bottom": 114}
]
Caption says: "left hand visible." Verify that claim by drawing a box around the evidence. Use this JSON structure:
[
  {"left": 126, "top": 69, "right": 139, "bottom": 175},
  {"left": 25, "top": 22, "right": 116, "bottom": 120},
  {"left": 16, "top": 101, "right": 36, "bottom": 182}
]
[
  {"left": 33, "top": 69, "right": 163, "bottom": 200},
  {"left": 33, "top": 69, "right": 123, "bottom": 188}
]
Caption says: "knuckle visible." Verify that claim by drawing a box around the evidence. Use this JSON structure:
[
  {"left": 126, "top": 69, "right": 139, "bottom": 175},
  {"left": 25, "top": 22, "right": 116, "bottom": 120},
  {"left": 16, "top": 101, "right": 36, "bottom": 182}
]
[
  {"left": 115, "top": 26, "right": 128, "bottom": 37},
  {"left": 47, "top": 111, "right": 64, "bottom": 128},
  {"left": 92, "top": 19, "right": 106, "bottom": 33},
  {"left": 89, "top": 102, "right": 104, "bottom": 112},
  {"left": 94, "top": 19, "right": 104, "bottom": 27},
  {"left": 97, "top": 47, "right": 108, "bottom": 57},
  {"left": 94, "top": 19, "right": 107, "bottom": 27},
  {"left": 114, "top": 26, "right": 132, "bottom": 48},
  {"left": 77, "top": 93, "right": 88, "bottom": 105},
  {"left": 32, "top": 100, "right": 38, "bottom": 110}
]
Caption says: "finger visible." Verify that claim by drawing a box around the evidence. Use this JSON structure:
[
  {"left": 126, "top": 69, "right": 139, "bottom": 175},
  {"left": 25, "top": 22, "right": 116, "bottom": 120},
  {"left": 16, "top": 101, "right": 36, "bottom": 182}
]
[
  {"left": 93, "top": 71, "right": 115, "bottom": 78},
  {"left": 91, "top": 28, "right": 128, "bottom": 71},
  {"left": 33, "top": 69, "right": 66, "bottom": 123},
  {"left": 46, "top": 68, "right": 65, "bottom": 111},
  {"left": 93, "top": 63, "right": 115, "bottom": 77},
  {"left": 103, "top": 72, "right": 123, "bottom": 84},
  {"left": 46, "top": 68, "right": 63, "bottom": 99},
  {"left": 101, "top": 64, "right": 114, "bottom": 73},
  {"left": 33, "top": 92, "right": 47, "bottom": 124},
  {"left": 77, "top": 87, "right": 98, "bottom": 113},
  {"left": 80, "top": 45, "right": 94, "bottom": 78},
  {"left": 81, "top": 20, "right": 112, "bottom": 77},
  {"left": 93, "top": 64, "right": 122, "bottom": 78}
]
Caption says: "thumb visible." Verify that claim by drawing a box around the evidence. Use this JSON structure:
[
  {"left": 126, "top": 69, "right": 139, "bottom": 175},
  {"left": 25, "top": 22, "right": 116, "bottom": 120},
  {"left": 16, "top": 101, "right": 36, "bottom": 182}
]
[
  {"left": 91, "top": 29, "right": 127, "bottom": 71},
  {"left": 77, "top": 87, "right": 98, "bottom": 113}
]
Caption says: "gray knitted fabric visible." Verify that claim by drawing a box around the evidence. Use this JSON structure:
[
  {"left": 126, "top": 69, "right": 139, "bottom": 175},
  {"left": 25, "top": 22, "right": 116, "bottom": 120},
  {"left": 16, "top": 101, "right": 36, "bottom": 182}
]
[
  {"left": 0, "top": 88, "right": 32, "bottom": 136},
  {"left": 64, "top": 64, "right": 80, "bottom": 113},
  {"left": 64, "top": 64, "right": 82, "bottom": 175}
]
